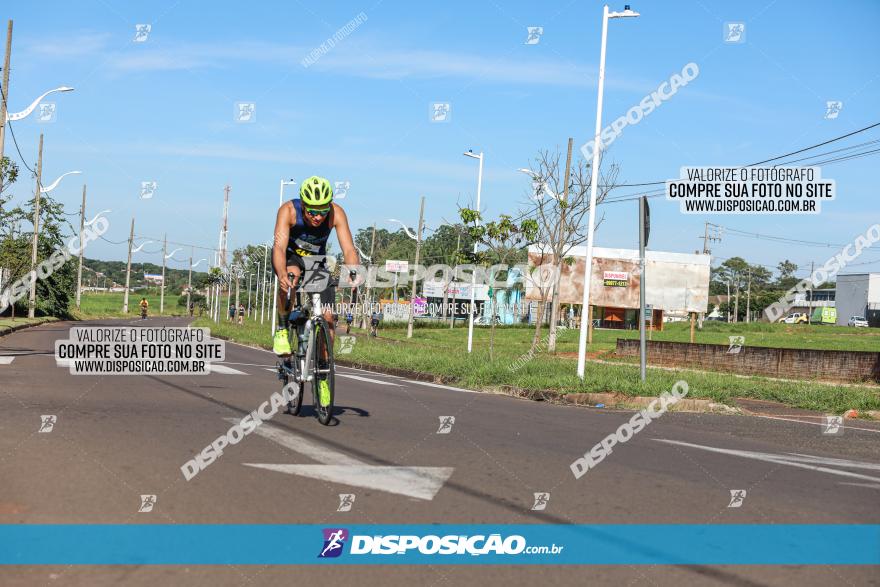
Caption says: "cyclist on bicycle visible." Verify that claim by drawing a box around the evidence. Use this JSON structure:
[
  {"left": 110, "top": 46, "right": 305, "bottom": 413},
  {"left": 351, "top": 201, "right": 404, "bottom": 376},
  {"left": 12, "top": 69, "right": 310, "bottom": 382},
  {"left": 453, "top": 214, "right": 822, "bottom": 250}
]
[
  {"left": 139, "top": 298, "right": 149, "bottom": 319},
  {"left": 272, "top": 176, "right": 359, "bottom": 357}
]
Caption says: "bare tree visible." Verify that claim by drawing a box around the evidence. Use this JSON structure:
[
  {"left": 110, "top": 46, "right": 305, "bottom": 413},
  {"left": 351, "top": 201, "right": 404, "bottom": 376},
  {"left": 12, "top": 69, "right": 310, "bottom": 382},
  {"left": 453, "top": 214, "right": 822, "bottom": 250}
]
[{"left": 524, "top": 143, "right": 620, "bottom": 352}]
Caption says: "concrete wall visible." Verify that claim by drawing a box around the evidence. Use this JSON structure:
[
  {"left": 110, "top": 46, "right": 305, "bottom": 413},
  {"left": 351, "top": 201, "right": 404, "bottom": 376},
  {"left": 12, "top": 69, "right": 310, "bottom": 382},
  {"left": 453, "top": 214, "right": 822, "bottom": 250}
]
[{"left": 616, "top": 339, "right": 880, "bottom": 383}]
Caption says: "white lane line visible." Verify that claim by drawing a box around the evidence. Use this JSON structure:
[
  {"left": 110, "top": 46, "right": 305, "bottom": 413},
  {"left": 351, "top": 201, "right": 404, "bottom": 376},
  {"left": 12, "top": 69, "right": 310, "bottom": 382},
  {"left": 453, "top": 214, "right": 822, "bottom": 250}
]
[
  {"left": 336, "top": 373, "right": 402, "bottom": 387},
  {"left": 208, "top": 364, "right": 248, "bottom": 375},
  {"left": 336, "top": 367, "right": 476, "bottom": 393},
  {"left": 654, "top": 439, "right": 880, "bottom": 484},
  {"left": 217, "top": 361, "right": 275, "bottom": 368},
  {"left": 746, "top": 414, "right": 880, "bottom": 434},
  {"left": 0, "top": 357, "right": 15, "bottom": 364}
]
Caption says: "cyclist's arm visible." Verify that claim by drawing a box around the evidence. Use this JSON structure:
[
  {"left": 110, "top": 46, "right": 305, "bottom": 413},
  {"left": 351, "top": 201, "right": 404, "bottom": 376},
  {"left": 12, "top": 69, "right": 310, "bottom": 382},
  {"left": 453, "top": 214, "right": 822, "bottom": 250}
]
[
  {"left": 272, "top": 203, "right": 292, "bottom": 291},
  {"left": 332, "top": 205, "right": 359, "bottom": 282}
]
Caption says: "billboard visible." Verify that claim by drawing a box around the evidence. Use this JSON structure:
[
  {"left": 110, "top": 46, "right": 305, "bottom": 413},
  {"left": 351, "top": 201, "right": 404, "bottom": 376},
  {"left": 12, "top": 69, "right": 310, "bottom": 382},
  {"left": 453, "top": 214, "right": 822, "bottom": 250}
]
[
  {"left": 385, "top": 260, "right": 409, "bottom": 273},
  {"left": 525, "top": 245, "right": 709, "bottom": 313}
]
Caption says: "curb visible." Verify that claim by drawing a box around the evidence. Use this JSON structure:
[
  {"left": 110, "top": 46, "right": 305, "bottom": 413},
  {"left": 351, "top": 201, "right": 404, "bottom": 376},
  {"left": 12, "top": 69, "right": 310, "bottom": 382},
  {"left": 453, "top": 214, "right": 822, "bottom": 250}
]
[{"left": 0, "top": 318, "right": 58, "bottom": 338}]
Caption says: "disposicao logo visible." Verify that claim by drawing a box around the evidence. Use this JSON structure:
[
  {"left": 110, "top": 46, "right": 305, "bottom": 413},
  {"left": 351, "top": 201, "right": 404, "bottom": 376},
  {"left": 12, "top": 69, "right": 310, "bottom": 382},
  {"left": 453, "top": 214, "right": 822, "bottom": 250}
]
[{"left": 318, "top": 528, "right": 349, "bottom": 558}]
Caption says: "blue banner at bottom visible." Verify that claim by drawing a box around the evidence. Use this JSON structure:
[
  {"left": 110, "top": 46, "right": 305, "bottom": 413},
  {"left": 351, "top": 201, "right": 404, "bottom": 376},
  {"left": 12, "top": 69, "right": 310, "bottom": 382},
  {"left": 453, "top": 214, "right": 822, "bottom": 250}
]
[{"left": 1, "top": 525, "right": 878, "bottom": 565}]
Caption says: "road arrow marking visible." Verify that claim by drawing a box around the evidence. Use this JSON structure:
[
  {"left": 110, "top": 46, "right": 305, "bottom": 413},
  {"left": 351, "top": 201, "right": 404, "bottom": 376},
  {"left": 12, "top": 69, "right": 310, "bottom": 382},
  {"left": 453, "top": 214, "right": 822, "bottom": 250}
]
[
  {"left": 0, "top": 356, "right": 15, "bottom": 364},
  {"left": 654, "top": 439, "right": 880, "bottom": 484},
  {"left": 227, "top": 418, "right": 453, "bottom": 500}
]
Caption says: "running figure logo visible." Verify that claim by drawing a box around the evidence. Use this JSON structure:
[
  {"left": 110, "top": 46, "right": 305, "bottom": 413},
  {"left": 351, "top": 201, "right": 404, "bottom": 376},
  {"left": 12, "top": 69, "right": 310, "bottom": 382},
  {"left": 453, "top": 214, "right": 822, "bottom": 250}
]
[
  {"left": 334, "top": 180, "right": 351, "bottom": 199},
  {"left": 727, "top": 336, "right": 744, "bottom": 355},
  {"left": 337, "top": 494, "right": 355, "bottom": 512},
  {"left": 140, "top": 181, "right": 157, "bottom": 200},
  {"left": 723, "top": 22, "right": 745, "bottom": 43},
  {"left": 235, "top": 102, "right": 256, "bottom": 123},
  {"left": 437, "top": 416, "right": 455, "bottom": 434},
  {"left": 337, "top": 336, "right": 356, "bottom": 354},
  {"left": 822, "top": 415, "right": 844, "bottom": 435},
  {"left": 824, "top": 101, "right": 843, "bottom": 120},
  {"left": 318, "top": 528, "right": 349, "bottom": 558},
  {"left": 430, "top": 102, "right": 451, "bottom": 123},
  {"left": 38, "top": 415, "right": 57, "bottom": 433},
  {"left": 134, "top": 24, "right": 151, "bottom": 43},
  {"left": 138, "top": 494, "right": 157, "bottom": 513},
  {"left": 727, "top": 489, "right": 747, "bottom": 508},
  {"left": 531, "top": 492, "right": 550, "bottom": 511},
  {"left": 38, "top": 103, "right": 56, "bottom": 123},
  {"left": 525, "top": 27, "right": 544, "bottom": 45}
]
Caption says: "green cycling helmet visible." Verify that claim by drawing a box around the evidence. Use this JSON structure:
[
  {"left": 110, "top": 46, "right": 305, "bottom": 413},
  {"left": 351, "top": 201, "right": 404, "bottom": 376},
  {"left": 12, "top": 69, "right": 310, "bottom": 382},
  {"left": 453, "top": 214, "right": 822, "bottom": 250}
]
[{"left": 300, "top": 176, "right": 334, "bottom": 207}]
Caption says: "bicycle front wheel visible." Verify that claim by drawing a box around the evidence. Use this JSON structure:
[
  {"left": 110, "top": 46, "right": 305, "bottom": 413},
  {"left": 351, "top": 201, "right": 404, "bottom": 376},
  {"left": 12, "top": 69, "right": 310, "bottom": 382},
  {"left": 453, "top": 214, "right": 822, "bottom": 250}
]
[{"left": 311, "top": 319, "right": 335, "bottom": 425}]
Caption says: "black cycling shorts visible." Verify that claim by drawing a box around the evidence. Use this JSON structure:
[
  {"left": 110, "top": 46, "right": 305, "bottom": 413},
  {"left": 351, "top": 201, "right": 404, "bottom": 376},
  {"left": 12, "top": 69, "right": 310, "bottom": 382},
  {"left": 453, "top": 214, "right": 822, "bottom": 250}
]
[{"left": 285, "top": 253, "right": 336, "bottom": 309}]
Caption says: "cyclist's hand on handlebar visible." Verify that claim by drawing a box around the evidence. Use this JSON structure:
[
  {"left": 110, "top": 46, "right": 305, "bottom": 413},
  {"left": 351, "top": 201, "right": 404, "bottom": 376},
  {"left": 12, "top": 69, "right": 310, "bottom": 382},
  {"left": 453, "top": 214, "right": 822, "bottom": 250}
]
[{"left": 280, "top": 272, "right": 293, "bottom": 293}]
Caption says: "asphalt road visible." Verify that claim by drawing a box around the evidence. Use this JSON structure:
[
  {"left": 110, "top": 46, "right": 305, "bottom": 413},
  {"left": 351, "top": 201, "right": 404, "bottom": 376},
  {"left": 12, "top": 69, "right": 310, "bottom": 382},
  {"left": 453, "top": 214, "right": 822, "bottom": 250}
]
[{"left": 1, "top": 317, "right": 878, "bottom": 586}]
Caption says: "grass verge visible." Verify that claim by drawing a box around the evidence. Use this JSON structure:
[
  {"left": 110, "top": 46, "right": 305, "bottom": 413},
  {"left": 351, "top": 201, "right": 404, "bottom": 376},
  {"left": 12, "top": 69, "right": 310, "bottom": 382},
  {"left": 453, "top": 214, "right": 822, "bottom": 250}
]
[{"left": 195, "top": 318, "right": 880, "bottom": 414}]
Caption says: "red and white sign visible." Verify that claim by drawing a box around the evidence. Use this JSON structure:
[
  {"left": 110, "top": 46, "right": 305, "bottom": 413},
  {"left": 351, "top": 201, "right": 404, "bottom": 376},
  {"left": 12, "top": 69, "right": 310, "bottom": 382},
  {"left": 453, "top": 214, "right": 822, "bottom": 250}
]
[{"left": 603, "top": 271, "right": 629, "bottom": 281}]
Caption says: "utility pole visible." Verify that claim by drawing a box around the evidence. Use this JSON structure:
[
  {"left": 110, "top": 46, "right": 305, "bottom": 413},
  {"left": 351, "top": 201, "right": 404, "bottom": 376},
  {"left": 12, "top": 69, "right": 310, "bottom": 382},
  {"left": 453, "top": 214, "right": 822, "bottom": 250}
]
[
  {"left": 448, "top": 230, "right": 461, "bottom": 329},
  {"left": 726, "top": 280, "right": 731, "bottom": 323},
  {"left": 745, "top": 267, "right": 751, "bottom": 323},
  {"left": 75, "top": 184, "right": 86, "bottom": 309},
  {"left": 0, "top": 20, "right": 12, "bottom": 200},
  {"left": 186, "top": 247, "right": 193, "bottom": 315},
  {"left": 808, "top": 260, "right": 814, "bottom": 325},
  {"left": 123, "top": 217, "right": 135, "bottom": 313},
  {"left": 548, "top": 137, "right": 573, "bottom": 353},
  {"left": 361, "top": 223, "right": 377, "bottom": 330},
  {"left": 27, "top": 133, "right": 43, "bottom": 318},
  {"left": 407, "top": 196, "right": 426, "bottom": 338},
  {"left": 234, "top": 266, "right": 240, "bottom": 324},
  {"left": 246, "top": 270, "right": 252, "bottom": 318},
  {"left": 160, "top": 233, "right": 167, "bottom": 314}
]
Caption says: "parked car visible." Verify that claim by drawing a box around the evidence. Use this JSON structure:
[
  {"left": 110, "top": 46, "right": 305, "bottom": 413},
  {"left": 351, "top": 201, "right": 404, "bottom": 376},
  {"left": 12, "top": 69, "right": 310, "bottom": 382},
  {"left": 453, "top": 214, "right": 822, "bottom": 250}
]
[
  {"left": 782, "top": 312, "right": 808, "bottom": 324},
  {"left": 847, "top": 315, "right": 869, "bottom": 328}
]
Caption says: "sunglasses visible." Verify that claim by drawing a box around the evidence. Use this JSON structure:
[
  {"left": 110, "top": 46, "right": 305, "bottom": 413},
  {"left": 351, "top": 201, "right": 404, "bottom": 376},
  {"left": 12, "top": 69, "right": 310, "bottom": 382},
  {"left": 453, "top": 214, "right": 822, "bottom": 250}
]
[{"left": 304, "top": 206, "right": 331, "bottom": 217}]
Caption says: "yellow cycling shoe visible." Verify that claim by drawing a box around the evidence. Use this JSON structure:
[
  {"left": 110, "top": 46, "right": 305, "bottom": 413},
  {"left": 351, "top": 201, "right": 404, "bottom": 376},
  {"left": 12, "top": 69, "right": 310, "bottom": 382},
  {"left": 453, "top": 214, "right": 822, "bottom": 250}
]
[{"left": 273, "top": 329, "right": 292, "bottom": 356}]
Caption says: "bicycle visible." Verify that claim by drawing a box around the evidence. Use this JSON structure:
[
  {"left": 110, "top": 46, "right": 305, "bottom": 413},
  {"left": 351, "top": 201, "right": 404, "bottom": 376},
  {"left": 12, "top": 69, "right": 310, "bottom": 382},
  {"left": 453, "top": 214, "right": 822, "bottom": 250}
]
[{"left": 276, "top": 258, "right": 339, "bottom": 425}]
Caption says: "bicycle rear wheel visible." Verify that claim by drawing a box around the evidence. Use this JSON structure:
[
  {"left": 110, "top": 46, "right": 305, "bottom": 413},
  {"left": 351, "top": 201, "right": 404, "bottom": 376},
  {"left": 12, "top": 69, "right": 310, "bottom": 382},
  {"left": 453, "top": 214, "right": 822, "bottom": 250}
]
[{"left": 311, "top": 319, "right": 335, "bottom": 425}]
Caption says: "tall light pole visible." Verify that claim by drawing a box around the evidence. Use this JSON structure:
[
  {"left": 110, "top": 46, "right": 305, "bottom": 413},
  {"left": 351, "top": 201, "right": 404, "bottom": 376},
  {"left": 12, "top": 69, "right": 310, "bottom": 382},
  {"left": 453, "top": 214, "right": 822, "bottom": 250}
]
[
  {"left": 188, "top": 256, "right": 207, "bottom": 314},
  {"left": 0, "top": 20, "right": 12, "bottom": 201},
  {"left": 463, "top": 150, "right": 483, "bottom": 353},
  {"left": 123, "top": 219, "right": 135, "bottom": 313},
  {"left": 271, "top": 179, "right": 296, "bottom": 334},
  {"left": 75, "top": 185, "right": 86, "bottom": 309},
  {"left": 26, "top": 134, "right": 44, "bottom": 318},
  {"left": 257, "top": 243, "right": 269, "bottom": 325},
  {"left": 576, "top": 4, "right": 640, "bottom": 379}
]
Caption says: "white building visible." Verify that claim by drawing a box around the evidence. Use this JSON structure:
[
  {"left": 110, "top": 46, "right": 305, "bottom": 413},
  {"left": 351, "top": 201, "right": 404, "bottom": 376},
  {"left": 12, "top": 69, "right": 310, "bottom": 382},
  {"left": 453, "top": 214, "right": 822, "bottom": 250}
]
[{"left": 835, "top": 273, "right": 880, "bottom": 327}]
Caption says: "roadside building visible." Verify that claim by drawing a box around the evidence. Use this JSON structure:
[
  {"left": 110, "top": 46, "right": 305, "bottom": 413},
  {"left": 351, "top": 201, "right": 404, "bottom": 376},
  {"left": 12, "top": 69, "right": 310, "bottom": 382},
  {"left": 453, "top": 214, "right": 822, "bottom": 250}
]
[
  {"left": 835, "top": 273, "right": 880, "bottom": 327},
  {"left": 525, "top": 244, "right": 711, "bottom": 329}
]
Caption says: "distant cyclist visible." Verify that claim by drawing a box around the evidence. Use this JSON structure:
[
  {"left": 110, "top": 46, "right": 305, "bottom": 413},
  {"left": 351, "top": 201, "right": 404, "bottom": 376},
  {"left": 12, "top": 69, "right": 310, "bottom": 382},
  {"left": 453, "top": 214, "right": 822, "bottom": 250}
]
[
  {"left": 272, "top": 176, "right": 359, "bottom": 357},
  {"left": 139, "top": 297, "right": 148, "bottom": 319},
  {"left": 345, "top": 311, "right": 354, "bottom": 334}
]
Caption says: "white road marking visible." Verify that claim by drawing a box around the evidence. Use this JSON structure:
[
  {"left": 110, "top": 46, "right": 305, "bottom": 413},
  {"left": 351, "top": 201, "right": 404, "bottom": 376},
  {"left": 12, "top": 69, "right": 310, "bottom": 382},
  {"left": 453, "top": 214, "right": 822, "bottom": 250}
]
[
  {"left": 229, "top": 418, "right": 453, "bottom": 500},
  {"left": 208, "top": 364, "right": 247, "bottom": 375},
  {"left": 745, "top": 414, "right": 880, "bottom": 434},
  {"left": 336, "top": 373, "right": 402, "bottom": 387},
  {"left": 0, "top": 356, "right": 14, "bottom": 364},
  {"left": 654, "top": 439, "right": 880, "bottom": 484},
  {"left": 244, "top": 464, "right": 454, "bottom": 501}
]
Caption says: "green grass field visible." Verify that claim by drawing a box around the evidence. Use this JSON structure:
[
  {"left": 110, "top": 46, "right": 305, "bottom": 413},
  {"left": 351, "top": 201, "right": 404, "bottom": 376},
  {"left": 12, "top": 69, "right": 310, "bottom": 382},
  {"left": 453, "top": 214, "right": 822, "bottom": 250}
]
[
  {"left": 76, "top": 291, "right": 189, "bottom": 318},
  {"left": 195, "top": 317, "right": 880, "bottom": 414}
]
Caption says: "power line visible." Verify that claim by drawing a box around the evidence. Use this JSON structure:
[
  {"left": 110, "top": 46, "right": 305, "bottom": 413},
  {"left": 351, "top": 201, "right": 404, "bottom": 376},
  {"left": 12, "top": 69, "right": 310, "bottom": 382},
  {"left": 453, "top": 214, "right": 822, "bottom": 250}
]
[{"left": 606, "top": 121, "right": 880, "bottom": 189}]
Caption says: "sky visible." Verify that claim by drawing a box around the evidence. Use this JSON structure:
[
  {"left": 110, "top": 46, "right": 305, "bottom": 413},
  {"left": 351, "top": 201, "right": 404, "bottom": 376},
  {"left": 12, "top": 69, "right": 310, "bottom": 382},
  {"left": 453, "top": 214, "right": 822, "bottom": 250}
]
[{"left": 3, "top": 0, "right": 880, "bottom": 279}]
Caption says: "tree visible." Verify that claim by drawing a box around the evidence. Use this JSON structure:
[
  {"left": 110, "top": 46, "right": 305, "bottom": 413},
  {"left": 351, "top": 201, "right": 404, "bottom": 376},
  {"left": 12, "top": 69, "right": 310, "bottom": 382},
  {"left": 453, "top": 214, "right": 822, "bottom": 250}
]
[
  {"left": 713, "top": 257, "right": 749, "bottom": 322},
  {"left": 524, "top": 143, "right": 620, "bottom": 352},
  {"left": 459, "top": 208, "right": 537, "bottom": 360}
]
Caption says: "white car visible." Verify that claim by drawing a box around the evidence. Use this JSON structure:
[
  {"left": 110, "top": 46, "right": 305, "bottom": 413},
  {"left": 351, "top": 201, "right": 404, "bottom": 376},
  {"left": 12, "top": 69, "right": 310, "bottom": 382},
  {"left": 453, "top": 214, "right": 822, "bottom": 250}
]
[
  {"left": 782, "top": 312, "right": 807, "bottom": 324},
  {"left": 847, "top": 316, "right": 869, "bottom": 328}
]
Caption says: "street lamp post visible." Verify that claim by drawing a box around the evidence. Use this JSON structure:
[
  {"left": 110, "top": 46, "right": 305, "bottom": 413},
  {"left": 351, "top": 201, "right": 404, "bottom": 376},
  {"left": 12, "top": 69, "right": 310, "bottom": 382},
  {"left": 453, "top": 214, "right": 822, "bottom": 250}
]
[
  {"left": 463, "top": 150, "right": 483, "bottom": 354},
  {"left": 27, "top": 137, "right": 82, "bottom": 318},
  {"left": 575, "top": 4, "right": 640, "bottom": 379},
  {"left": 257, "top": 243, "right": 269, "bottom": 325}
]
